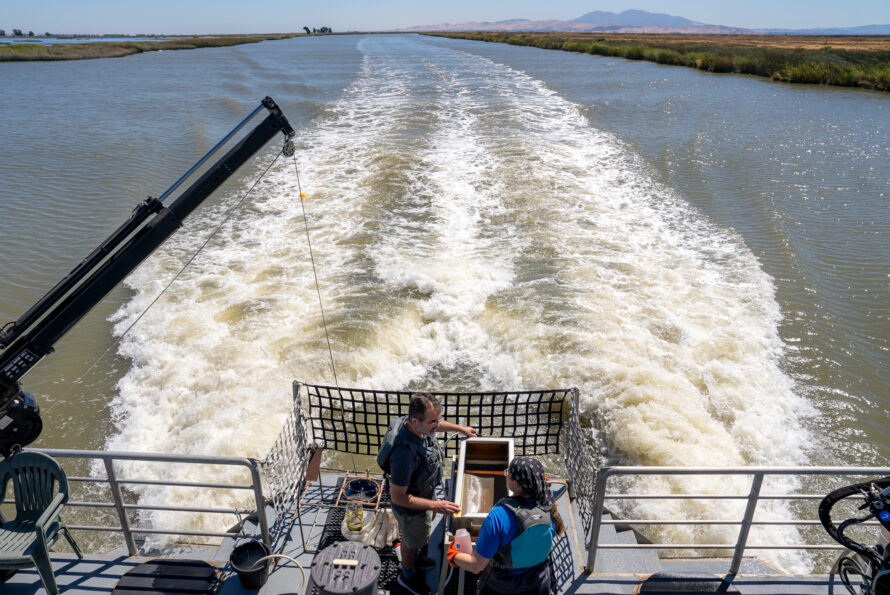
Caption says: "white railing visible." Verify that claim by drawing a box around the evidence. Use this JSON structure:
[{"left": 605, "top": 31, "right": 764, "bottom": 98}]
[
  {"left": 587, "top": 466, "right": 890, "bottom": 574},
  {"left": 3, "top": 449, "right": 270, "bottom": 556}
]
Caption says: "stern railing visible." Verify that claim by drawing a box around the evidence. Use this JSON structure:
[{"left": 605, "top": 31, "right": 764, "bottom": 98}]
[
  {"left": 585, "top": 466, "right": 890, "bottom": 574},
  {"left": 2, "top": 449, "right": 270, "bottom": 556}
]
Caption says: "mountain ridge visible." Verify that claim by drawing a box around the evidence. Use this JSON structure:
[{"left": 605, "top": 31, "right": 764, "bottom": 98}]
[
  {"left": 393, "top": 9, "right": 890, "bottom": 35},
  {"left": 570, "top": 9, "right": 700, "bottom": 27}
]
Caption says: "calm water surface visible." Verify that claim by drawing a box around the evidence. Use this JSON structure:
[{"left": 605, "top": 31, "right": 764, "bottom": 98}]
[{"left": 0, "top": 35, "right": 887, "bottom": 561}]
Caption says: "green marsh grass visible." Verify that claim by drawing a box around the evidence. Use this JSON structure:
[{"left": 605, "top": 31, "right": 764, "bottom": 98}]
[{"left": 431, "top": 32, "right": 890, "bottom": 92}]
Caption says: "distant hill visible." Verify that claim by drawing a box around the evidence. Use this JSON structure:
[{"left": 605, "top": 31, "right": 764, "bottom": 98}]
[
  {"left": 395, "top": 9, "right": 888, "bottom": 35},
  {"left": 396, "top": 10, "right": 750, "bottom": 34},
  {"left": 570, "top": 9, "right": 700, "bottom": 28}
]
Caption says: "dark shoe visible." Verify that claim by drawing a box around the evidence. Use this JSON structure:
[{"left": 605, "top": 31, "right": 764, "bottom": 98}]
[
  {"left": 397, "top": 571, "right": 430, "bottom": 595},
  {"left": 415, "top": 555, "right": 435, "bottom": 570}
]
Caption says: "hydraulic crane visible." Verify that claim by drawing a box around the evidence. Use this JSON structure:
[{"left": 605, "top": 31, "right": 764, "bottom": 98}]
[{"left": 0, "top": 97, "right": 295, "bottom": 457}]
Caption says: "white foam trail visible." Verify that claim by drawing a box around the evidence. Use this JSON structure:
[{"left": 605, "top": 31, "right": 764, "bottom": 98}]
[{"left": 105, "top": 36, "right": 814, "bottom": 567}]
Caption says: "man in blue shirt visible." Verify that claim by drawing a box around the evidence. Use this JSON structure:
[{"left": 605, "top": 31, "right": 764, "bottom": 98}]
[
  {"left": 447, "top": 456, "right": 565, "bottom": 595},
  {"left": 389, "top": 393, "right": 476, "bottom": 595}
]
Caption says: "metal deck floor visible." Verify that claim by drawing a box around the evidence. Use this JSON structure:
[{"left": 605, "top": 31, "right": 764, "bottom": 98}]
[
  {"left": 2, "top": 474, "right": 859, "bottom": 594},
  {"left": 0, "top": 558, "right": 848, "bottom": 594}
]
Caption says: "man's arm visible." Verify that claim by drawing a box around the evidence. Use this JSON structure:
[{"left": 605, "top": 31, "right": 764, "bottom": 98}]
[
  {"left": 390, "top": 483, "right": 461, "bottom": 515},
  {"left": 438, "top": 420, "right": 477, "bottom": 437}
]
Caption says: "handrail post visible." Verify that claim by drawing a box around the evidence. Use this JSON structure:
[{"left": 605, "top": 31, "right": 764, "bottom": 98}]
[
  {"left": 104, "top": 458, "right": 138, "bottom": 556},
  {"left": 246, "top": 459, "right": 272, "bottom": 548},
  {"left": 585, "top": 467, "right": 610, "bottom": 573},
  {"left": 730, "top": 471, "right": 764, "bottom": 575}
]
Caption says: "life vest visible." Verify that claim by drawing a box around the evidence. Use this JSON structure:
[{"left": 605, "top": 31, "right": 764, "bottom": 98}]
[
  {"left": 492, "top": 497, "right": 553, "bottom": 569},
  {"left": 377, "top": 417, "right": 442, "bottom": 497},
  {"left": 376, "top": 416, "right": 405, "bottom": 474}
]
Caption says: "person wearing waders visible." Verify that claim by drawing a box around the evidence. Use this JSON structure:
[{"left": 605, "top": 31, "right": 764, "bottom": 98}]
[
  {"left": 386, "top": 393, "right": 477, "bottom": 595},
  {"left": 447, "top": 456, "right": 567, "bottom": 595}
]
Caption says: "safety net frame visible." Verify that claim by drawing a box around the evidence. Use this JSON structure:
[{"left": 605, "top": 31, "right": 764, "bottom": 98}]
[
  {"left": 260, "top": 381, "right": 311, "bottom": 549},
  {"left": 564, "top": 387, "right": 598, "bottom": 537},
  {"left": 299, "top": 382, "right": 574, "bottom": 458},
  {"left": 260, "top": 382, "right": 597, "bottom": 547}
]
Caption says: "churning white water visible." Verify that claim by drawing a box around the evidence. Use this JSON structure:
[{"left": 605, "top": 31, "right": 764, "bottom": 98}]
[{"left": 104, "top": 36, "right": 813, "bottom": 567}]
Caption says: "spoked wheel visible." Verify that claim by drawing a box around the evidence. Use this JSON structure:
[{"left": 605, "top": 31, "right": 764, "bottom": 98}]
[{"left": 820, "top": 477, "right": 890, "bottom": 595}]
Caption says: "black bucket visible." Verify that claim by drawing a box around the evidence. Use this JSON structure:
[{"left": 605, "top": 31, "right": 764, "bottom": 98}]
[{"left": 230, "top": 540, "right": 271, "bottom": 590}]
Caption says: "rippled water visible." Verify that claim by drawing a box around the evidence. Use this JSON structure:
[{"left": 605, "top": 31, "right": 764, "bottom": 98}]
[{"left": 0, "top": 35, "right": 887, "bottom": 563}]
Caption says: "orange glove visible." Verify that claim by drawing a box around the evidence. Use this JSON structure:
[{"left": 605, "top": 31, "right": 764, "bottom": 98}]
[{"left": 447, "top": 541, "right": 460, "bottom": 568}]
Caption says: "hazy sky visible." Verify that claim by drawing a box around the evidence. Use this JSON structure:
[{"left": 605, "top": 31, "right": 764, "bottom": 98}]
[{"left": 3, "top": 0, "right": 889, "bottom": 35}]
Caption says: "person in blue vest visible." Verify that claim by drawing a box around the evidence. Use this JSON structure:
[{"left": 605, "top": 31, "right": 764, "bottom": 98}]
[
  {"left": 389, "top": 393, "right": 477, "bottom": 595},
  {"left": 447, "top": 456, "right": 566, "bottom": 595}
]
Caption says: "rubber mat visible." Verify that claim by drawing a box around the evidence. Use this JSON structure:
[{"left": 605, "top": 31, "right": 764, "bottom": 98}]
[
  {"left": 311, "top": 505, "right": 402, "bottom": 594},
  {"left": 112, "top": 559, "right": 218, "bottom": 595},
  {"left": 638, "top": 572, "right": 741, "bottom": 593}
]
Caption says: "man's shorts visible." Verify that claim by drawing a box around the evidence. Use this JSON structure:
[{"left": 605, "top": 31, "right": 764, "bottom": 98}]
[{"left": 392, "top": 508, "right": 434, "bottom": 549}]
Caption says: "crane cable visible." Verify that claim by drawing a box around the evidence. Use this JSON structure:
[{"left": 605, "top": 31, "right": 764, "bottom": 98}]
[
  {"left": 290, "top": 153, "right": 355, "bottom": 470},
  {"left": 290, "top": 155, "right": 340, "bottom": 390}
]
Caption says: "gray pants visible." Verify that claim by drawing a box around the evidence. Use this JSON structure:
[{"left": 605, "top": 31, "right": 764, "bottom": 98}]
[{"left": 392, "top": 508, "right": 434, "bottom": 549}]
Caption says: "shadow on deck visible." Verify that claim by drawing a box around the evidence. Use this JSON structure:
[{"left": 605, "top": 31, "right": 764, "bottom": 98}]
[{"left": 2, "top": 473, "right": 857, "bottom": 594}]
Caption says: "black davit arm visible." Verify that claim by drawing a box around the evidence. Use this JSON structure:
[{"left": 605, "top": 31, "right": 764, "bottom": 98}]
[{"left": 0, "top": 97, "right": 295, "bottom": 456}]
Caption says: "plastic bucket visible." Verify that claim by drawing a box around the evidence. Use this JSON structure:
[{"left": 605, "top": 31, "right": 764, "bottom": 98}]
[{"left": 230, "top": 540, "right": 271, "bottom": 589}]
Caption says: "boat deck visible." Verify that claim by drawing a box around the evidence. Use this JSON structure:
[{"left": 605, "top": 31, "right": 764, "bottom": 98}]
[
  {"left": 0, "top": 556, "right": 846, "bottom": 594},
  {"left": 2, "top": 473, "right": 856, "bottom": 594}
]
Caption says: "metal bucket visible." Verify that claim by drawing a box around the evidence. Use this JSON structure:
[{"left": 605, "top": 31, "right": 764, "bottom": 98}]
[{"left": 230, "top": 540, "right": 271, "bottom": 589}]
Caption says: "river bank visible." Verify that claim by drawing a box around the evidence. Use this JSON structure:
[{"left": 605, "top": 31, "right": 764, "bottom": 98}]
[
  {"left": 429, "top": 32, "right": 890, "bottom": 91},
  {"left": 0, "top": 33, "right": 299, "bottom": 61}
]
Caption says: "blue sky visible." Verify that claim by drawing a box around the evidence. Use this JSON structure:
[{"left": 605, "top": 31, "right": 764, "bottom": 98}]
[{"left": 3, "top": 0, "right": 889, "bottom": 35}]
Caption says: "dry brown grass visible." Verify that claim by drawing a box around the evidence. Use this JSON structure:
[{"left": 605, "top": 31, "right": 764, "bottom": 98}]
[{"left": 0, "top": 34, "right": 300, "bottom": 62}]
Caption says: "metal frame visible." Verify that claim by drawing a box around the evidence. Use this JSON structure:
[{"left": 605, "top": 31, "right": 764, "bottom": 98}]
[
  {"left": 0, "top": 448, "right": 270, "bottom": 556},
  {"left": 453, "top": 437, "right": 514, "bottom": 525},
  {"left": 585, "top": 465, "right": 890, "bottom": 575},
  {"left": 333, "top": 471, "right": 383, "bottom": 512},
  {"left": 302, "top": 383, "right": 571, "bottom": 458},
  {"left": 262, "top": 382, "right": 306, "bottom": 552}
]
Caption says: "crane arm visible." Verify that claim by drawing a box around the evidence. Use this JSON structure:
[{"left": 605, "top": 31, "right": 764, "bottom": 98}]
[{"left": 0, "top": 97, "right": 295, "bottom": 456}]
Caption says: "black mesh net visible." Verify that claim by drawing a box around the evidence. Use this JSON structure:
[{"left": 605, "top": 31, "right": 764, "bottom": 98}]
[
  {"left": 260, "top": 381, "right": 311, "bottom": 550},
  {"left": 301, "top": 383, "right": 572, "bottom": 458}
]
